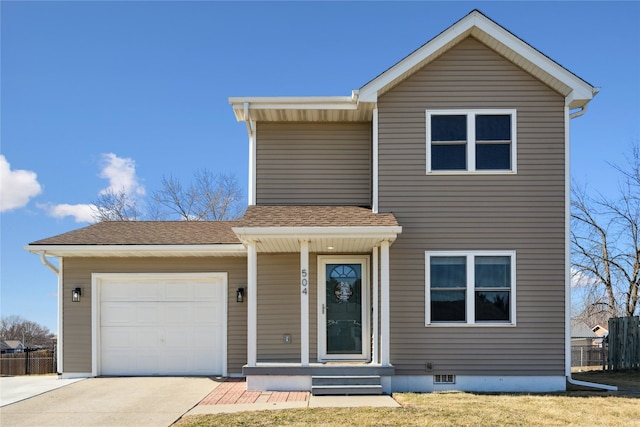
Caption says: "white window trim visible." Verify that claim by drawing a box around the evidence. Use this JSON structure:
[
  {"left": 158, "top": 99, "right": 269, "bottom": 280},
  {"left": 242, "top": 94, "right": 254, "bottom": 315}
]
[
  {"left": 426, "top": 109, "right": 517, "bottom": 174},
  {"left": 425, "top": 250, "right": 517, "bottom": 327}
]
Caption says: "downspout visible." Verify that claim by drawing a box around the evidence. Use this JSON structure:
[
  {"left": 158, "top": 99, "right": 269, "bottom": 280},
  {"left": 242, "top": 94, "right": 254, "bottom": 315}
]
[
  {"left": 565, "top": 102, "right": 617, "bottom": 391},
  {"left": 244, "top": 102, "right": 256, "bottom": 206},
  {"left": 39, "top": 250, "right": 59, "bottom": 275},
  {"left": 37, "top": 250, "right": 63, "bottom": 375},
  {"left": 569, "top": 104, "right": 587, "bottom": 120}
]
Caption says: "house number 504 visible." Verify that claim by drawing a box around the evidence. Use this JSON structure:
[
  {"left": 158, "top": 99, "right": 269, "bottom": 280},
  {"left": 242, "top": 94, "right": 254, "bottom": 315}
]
[{"left": 301, "top": 269, "right": 308, "bottom": 295}]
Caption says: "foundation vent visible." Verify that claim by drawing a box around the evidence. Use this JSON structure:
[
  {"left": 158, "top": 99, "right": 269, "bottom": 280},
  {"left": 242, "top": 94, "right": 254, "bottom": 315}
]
[{"left": 433, "top": 374, "right": 456, "bottom": 384}]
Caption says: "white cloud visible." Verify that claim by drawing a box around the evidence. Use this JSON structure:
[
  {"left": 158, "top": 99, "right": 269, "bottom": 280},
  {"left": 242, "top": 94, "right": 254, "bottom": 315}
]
[
  {"left": 0, "top": 155, "right": 43, "bottom": 212},
  {"left": 571, "top": 268, "right": 600, "bottom": 288},
  {"left": 40, "top": 153, "right": 144, "bottom": 223},
  {"left": 38, "top": 202, "right": 95, "bottom": 223},
  {"left": 98, "top": 153, "right": 145, "bottom": 197}
]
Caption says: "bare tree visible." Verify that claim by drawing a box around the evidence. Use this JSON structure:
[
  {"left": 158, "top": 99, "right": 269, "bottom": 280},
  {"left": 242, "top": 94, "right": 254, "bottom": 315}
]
[
  {"left": 91, "top": 188, "right": 141, "bottom": 221},
  {"left": 91, "top": 170, "right": 244, "bottom": 222},
  {"left": 571, "top": 142, "right": 640, "bottom": 322},
  {"left": 194, "top": 171, "right": 245, "bottom": 221},
  {"left": 0, "top": 315, "right": 55, "bottom": 349},
  {"left": 150, "top": 170, "right": 244, "bottom": 221},
  {"left": 149, "top": 174, "right": 197, "bottom": 220}
]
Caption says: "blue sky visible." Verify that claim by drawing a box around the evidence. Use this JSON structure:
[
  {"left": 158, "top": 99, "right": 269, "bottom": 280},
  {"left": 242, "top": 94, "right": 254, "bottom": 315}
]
[{"left": 1, "top": 1, "right": 639, "bottom": 333}]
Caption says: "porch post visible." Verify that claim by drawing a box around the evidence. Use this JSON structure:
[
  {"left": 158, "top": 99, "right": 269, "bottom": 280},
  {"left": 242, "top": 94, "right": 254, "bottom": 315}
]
[
  {"left": 300, "top": 239, "right": 310, "bottom": 366},
  {"left": 247, "top": 241, "right": 257, "bottom": 366},
  {"left": 381, "top": 240, "right": 391, "bottom": 366},
  {"left": 372, "top": 246, "right": 379, "bottom": 365}
]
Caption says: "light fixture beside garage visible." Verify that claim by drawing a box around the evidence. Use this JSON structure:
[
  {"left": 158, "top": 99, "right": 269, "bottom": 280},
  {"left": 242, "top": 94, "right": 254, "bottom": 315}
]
[
  {"left": 236, "top": 287, "right": 245, "bottom": 303},
  {"left": 72, "top": 287, "right": 82, "bottom": 302}
]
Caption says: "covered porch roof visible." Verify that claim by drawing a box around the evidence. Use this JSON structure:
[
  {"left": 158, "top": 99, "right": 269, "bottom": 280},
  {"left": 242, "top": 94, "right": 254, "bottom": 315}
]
[{"left": 232, "top": 205, "right": 402, "bottom": 253}]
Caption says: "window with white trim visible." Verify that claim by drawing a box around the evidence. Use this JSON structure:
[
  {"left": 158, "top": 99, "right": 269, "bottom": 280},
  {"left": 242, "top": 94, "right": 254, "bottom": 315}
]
[
  {"left": 426, "top": 110, "right": 517, "bottom": 173},
  {"left": 425, "top": 251, "right": 516, "bottom": 326}
]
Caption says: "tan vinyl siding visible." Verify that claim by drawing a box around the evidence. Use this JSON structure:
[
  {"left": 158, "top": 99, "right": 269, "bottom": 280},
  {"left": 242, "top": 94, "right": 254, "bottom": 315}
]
[
  {"left": 256, "top": 254, "right": 318, "bottom": 362},
  {"left": 378, "top": 37, "right": 567, "bottom": 376},
  {"left": 256, "top": 122, "right": 371, "bottom": 206},
  {"left": 61, "top": 257, "right": 247, "bottom": 374}
]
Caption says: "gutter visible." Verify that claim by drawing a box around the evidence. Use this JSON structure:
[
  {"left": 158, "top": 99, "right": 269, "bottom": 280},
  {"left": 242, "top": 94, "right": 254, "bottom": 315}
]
[
  {"left": 38, "top": 250, "right": 59, "bottom": 275},
  {"left": 564, "top": 102, "right": 617, "bottom": 392}
]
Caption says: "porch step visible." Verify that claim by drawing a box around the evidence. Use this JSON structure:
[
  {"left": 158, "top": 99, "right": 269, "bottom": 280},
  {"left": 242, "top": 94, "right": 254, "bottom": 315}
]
[{"left": 311, "top": 375, "right": 383, "bottom": 395}]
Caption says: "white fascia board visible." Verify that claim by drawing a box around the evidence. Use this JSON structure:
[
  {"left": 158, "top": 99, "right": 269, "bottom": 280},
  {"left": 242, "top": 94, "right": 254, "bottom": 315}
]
[
  {"left": 358, "top": 11, "right": 595, "bottom": 105},
  {"left": 229, "top": 96, "right": 354, "bottom": 104},
  {"left": 24, "top": 244, "right": 247, "bottom": 257},
  {"left": 232, "top": 226, "right": 402, "bottom": 240}
]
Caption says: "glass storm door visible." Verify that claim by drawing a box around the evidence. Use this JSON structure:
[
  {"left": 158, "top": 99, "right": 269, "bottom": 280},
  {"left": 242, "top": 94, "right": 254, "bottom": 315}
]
[{"left": 318, "top": 256, "right": 369, "bottom": 361}]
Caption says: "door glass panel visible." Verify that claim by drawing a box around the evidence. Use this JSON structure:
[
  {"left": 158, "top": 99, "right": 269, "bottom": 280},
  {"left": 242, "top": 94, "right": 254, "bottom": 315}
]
[{"left": 326, "top": 264, "right": 362, "bottom": 354}]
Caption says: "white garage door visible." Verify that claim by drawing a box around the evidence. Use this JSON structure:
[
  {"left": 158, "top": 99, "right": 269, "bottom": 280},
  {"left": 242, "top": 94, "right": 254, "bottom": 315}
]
[{"left": 97, "top": 273, "right": 226, "bottom": 376}]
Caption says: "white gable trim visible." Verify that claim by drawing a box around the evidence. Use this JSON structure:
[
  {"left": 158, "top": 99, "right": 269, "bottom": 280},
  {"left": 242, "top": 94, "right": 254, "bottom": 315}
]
[{"left": 358, "top": 10, "right": 597, "bottom": 108}]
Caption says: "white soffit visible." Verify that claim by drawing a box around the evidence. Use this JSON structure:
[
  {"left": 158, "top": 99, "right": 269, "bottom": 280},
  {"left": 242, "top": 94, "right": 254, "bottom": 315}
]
[
  {"left": 232, "top": 226, "right": 402, "bottom": 253},
  {"left": 229, "top": 96, "right": 374, "bottom": 122}
]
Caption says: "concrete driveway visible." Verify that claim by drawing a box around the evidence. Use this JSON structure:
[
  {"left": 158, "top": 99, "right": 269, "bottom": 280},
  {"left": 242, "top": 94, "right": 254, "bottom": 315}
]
[
  {"left": 0, "top": 376, "right": 219, "bottom": 427},
  {"left": 1, "top": 375, "right": 85, "bottom": 407}
]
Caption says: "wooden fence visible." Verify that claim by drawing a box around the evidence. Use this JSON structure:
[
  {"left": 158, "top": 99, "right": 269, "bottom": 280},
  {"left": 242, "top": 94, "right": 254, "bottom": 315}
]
[
  {"left": 608, "top": 316, "right": 640, "bottom": 370},
  {"left": 0, "top": 349, "right": 56, "bottom": 376},
  {"left": 571, "top": 345, "right": 607, "bottom": 369}
]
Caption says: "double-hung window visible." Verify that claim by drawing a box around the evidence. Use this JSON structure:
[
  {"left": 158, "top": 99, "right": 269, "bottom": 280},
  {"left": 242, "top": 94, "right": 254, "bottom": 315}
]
[
  {"left": 426, "top": 110, "right": 517, "bottom": 173},
  {"left": 425, "top": 251, "right": 516, "bottom": 326}
]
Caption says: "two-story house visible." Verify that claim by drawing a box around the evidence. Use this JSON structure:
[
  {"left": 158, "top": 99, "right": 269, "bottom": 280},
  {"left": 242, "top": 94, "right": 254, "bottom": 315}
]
[{"left": 26, "top": 10, "right": 598, "bottom": 394}]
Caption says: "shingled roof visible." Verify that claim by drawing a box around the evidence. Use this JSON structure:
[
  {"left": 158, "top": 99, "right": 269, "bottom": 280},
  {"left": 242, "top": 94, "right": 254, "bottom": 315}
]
[
  {"left": 235, "top": 205, "right": 399, "bottom": 228},
  {"left": 29, "top": 221, "right": 241, "bottom": 246},
  {"left": 27, "top": 207, "right": 401, "bottom": 256}
]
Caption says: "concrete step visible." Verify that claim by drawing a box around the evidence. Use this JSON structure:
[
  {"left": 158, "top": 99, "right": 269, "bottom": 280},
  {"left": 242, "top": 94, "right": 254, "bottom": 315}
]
[
  {"left": 311, "top": 384, "right": 383, "bottom": 395},
  {"left": 312, "top": 375, "right": 381, "bottom": 386},
  {"left": 311, "top": 375, "right": 382, "bottom": 395}
]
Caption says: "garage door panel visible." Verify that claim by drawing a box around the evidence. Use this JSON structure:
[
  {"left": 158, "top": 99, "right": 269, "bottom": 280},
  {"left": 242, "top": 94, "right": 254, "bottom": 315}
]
[
  {"left": 192, "top": 281, "right": 221, "bottom": 299},
  {"left": 100, "top": 281, "right": 134, "bottom": 301},
  {"left": 192, "top": 305, "right": 219, "bottom": 324},
  {"left": 100, "top": 303, "right": 138, "bottom": 325},
  {"left": 137, "top": 305, "right": 162, "bottom": 325},
  {"left": 99, "top": 274, "right": 225, "bottom": 376}
]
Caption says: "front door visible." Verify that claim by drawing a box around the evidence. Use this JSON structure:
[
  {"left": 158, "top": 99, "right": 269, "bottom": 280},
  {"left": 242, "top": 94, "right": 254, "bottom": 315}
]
[{"left": 318, "top": 256, "right": 369, "bottom": 361}]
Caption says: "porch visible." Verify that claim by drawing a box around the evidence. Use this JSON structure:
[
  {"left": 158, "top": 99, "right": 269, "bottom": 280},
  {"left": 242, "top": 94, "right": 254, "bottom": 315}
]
[
  {"left": 243, "top": 363, "right": 396, "bottom": 394},
  {"left": 232, "top": 206, "right": 402, "bottom": 393}
]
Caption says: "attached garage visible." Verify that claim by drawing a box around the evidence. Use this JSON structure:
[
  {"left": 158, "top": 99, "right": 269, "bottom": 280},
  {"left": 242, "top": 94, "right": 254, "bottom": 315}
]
[{"left": 92, "top": 273, "right": 227, "bottom": 376}]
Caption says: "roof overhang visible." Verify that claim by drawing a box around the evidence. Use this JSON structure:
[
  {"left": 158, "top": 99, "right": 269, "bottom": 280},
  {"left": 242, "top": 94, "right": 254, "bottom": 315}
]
[
  {"left": 232, "top": 226, "right": 402, "bottom": 253},
  {"left": 358, "top": 10, "right": 598, "bottom": 109},
  {"left": 25, "top": 244, "right": 248, "bottom": 258},
  {"left": 229, "top": 95, "right": 375, "bottom": 122}
]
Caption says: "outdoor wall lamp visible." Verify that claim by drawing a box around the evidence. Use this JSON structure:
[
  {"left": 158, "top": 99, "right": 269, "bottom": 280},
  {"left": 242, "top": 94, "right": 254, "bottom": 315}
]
[
  {"left": 236, "top": 287, "right": 245, "bottom": 303},
  {"left": 72, "top": 287, "right": 82, "bottom": 302}
]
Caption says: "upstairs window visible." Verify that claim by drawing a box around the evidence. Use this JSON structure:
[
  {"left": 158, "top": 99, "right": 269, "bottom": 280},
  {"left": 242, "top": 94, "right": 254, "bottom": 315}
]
[{"left": 427, "top": 110, "right": 517, "bottom": 173}]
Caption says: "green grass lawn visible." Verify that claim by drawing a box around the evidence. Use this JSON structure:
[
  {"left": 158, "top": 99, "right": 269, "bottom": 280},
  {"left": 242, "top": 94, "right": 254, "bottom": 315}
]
[{"left": 175, "top": 371, "right": 640, "bottom": 427}]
